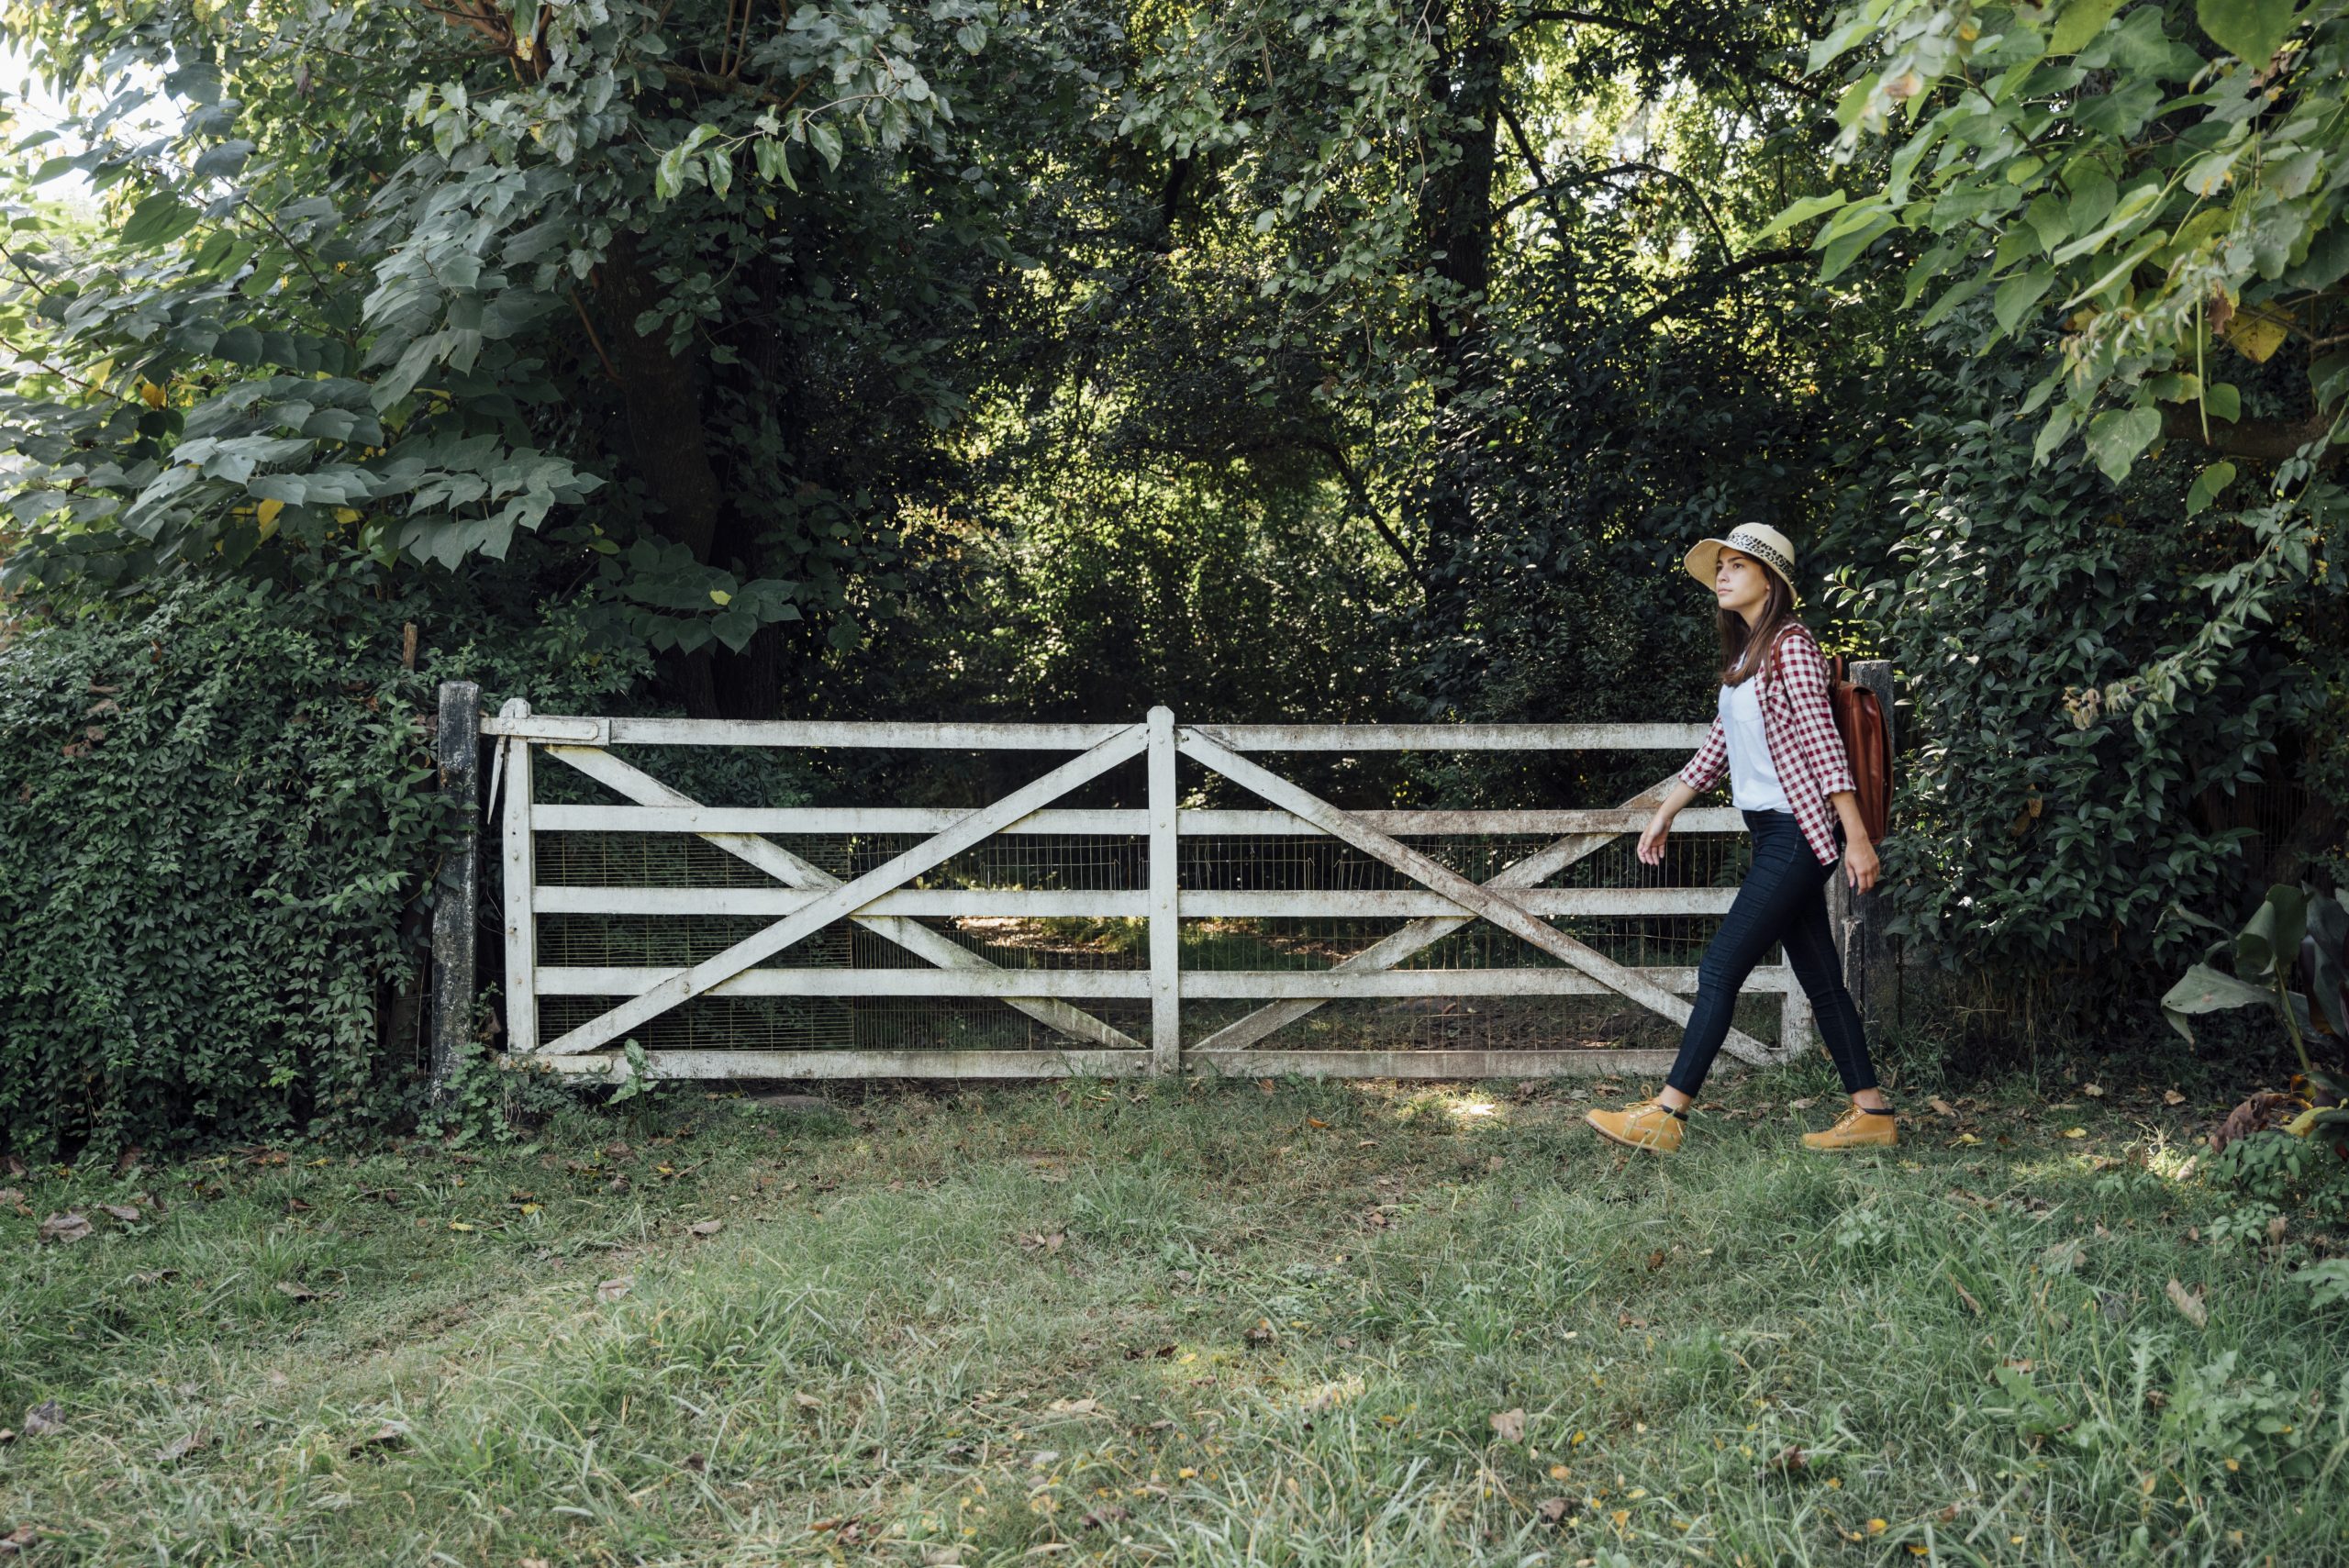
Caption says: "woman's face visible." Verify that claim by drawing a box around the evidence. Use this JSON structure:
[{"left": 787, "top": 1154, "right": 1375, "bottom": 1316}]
[{"left": 1714, "top": 548, "right": 1774, "bottom": 619}]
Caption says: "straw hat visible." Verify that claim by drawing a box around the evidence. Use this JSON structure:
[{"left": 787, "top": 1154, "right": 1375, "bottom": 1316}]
[{"left": 1684, "top": 523, "right": 1804, "bottom": 608}]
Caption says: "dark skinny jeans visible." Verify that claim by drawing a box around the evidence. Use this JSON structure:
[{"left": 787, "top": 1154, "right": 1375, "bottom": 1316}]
[{"left": 1664, "top": 808, "right": 1876, "bottom": 1100}]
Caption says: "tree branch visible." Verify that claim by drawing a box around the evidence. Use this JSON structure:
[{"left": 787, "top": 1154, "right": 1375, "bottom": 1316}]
[
  {"left": 1308, "top": 436, "right": 1429, "bottom": 591},
  {"left": 2160, "top": 402, "right": 2344, "bottom": 467},
  {"left": 1511, "top": 8, "right": 1830, "bottom": 105},
  {"left": 1626, "top": 245, "right": 1810, "bottom": 330}
]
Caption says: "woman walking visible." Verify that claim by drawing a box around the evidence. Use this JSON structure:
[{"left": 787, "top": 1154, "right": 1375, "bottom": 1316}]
[{"left": 1584, "top": 524, "right": 1894, "bottom": 1155}]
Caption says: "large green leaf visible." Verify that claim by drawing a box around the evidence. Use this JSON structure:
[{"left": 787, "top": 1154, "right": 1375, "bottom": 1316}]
[
  {"left": 2237, "top": 883, "right": 2308, "bottom": 983},
  {"left": 2083, "top": 404, "right": 2162, "bottom": 482},
  {"left": 2050, "top": 0, "right": 2128, "bottom": 54},
  {"left": 2194, "top": 0, "right": 2302, "bottom": 65},
  {"left": 2161, "top": 962, "right": 2277, "bottom": 1041}
]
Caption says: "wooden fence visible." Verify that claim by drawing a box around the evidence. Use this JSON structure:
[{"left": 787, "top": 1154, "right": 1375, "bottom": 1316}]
[{"left": 429, "top": 684, "right": 1894, "bottom": 1090}]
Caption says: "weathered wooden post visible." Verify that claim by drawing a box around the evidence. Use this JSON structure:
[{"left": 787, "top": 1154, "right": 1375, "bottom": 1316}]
[
  {"left": 429, "top": 681, "right": 482, "bottom": 1104},
  {"left": 1826, "top": 660, "right": 1897, "bottom": 1034}
]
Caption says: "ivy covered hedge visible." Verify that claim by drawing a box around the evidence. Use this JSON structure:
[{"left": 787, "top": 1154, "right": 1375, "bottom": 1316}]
[{"left": 0, "top": 576, "right": 642, "bottom": 1162}]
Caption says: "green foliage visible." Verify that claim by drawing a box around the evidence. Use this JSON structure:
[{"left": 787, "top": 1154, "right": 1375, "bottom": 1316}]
[
  {"left": 0, "top": 579, "right": 448, "bottom": 1159},
  {"left": 1832, "top": 339, "right": 2339, "bottom": 997},
  {"left": 0, "top": 571, "right": 645, "bottom": 1162},
  {"left": 1792, "top": 0, "right": 2348, "bottom": 722}
]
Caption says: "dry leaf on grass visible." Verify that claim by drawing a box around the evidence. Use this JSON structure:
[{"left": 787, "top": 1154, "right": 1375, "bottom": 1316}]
[
  {"left": 2041, "top": 1238, "right": 2087, "bottom": 1275},
  {"left": 2164, "top": 1089, "right": 2188, "bottom": 1106},
  {"left": 1946, "top": 1272, "right": 1983, "bottom": 1315},
  {"left": 0, "top": 1526, "right": 39, "bottom": 1556},
  {"left": 1047, "top": 1397, "right": 1107, "bottom": 1418},
  {"left": 1489, "top": 1407, "right": 1526, "bottom": 1443},
  {"left": 2165, "top": 1278, "right": 2208, "bottom": 1328},
  {"left": 157, "top": 1430, "right": 209, "bottom": 1462},
  {"left": 2082, "top": 1083, "right": 2105, "bottom": 1097},
  {"left": 349, "top": 1420, "right": 407, "bottom": 1452},
  {"left": 596, "top": 1275, "right": 632, "bottom": 1303},
  {"left": 1761, "top": 1443, "right": 1808, "bottom": 1474},
  {"left": 21, "top": 1401, "right": 63, "bottom": 1438},
  {"left": 273, "top": 1281, "right": 321, "bottom": 1302},
  {"left": 97, "top": 1203, "right": 139, "bottom": 1223},
  {"left": 1929, "top": 1097, "right": 1957, "bottom": 1118},
  {"left": 37, "top": 1212, "right": 90, "bottom": 1244},
  {"left": 791, "top": 1392, "right": 823, "bottom": 1409},
  {"left": 1537, "top": 1497, "right": 1572, "bottom": 1524},
  {"left": 1016, "top": 1230, "right": 1066, "bottom": 1253},
  {"left": 687, "top": 1218, "right": 722, "bottom": 1238}
]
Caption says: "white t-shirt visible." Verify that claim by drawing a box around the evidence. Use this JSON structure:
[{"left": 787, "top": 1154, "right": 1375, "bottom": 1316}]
[{"left": 1719, "top": 677, "right": 1791, "bottom": 813}]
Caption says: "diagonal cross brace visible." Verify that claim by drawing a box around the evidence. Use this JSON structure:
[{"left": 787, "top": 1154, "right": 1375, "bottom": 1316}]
[
  {"left": 1177, "top": 727, "right": 1779, "bottom": 1066},
  {"left": 1194, "top": 773, "right": 1688, "bottom": 1052},
  {"left": 541, "top": 745, "right": 1142, "bottom": 1051},
  {"left": 536, "top": 723, "right": 1150, "bottom": 1055}
]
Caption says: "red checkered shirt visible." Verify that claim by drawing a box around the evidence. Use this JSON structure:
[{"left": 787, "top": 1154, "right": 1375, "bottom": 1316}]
[{"left": 1675, "top": 621, "right": 1859, "bottom": 868}]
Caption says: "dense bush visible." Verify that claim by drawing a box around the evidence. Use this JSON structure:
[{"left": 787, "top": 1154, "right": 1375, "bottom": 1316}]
[
  {"left": 1836, "top": 342, "right": 2347, "bottom": 1020},
  {"left": 0, "top": 572, "right": 646, "bottom": 1162}
]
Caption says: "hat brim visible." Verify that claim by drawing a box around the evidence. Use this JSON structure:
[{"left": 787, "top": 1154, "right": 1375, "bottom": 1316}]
[{"left": 1685, "top": 538, "right": 1803, "bottom": 608}]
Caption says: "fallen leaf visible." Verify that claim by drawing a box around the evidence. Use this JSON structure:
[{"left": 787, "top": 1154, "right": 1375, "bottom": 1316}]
[
  {"left": 157, "top": 1430, "right": 208, "bottom": 1462},
  {"left": 687, "top": 1218, "right": 722, "bottom": 1238},
  {"left": 2082, "top": 1084, "right": 2105, "bottom": 1097},
  {"left": 2062, "top": 1127, "right": 2087, "bottom": 1140},
  {"left": 596, "top": 1275, "right": 632, "bottom": 1303},
  {"left": 2164, "top": 1089, "right": 2188, "bottom": 1106},
  {"left": 1762, "top": 1443, "right": 1808, "bottom": 1473},
  {"left": 349, "top": 1420, "right": 407, "bottom": 1452},
  {"left": 1017, "top": 1230, "right": 1066, "bottom": 1252},
  {"left": 1258, "top": 1078, "right": 1276, "bottom": 1094},
  {"left": 37, "top": 1212, "right": 91, "bottom": 1244},
  {"left": 0, "top": 1189, "right": 22, "bottom": 1212},
  {"left": 1244, "top": 1318, "right": 1275, "bottom": 1345},
  {"left": 1643, "top": 1250, "right": 1666, "bottom": 1273},
  {"left": 447, "top": 1220, "right": 475, "bottom": 1232},
  {"left": 1537, "top": 1497, "right": 1571, "bottom": 1524},
  {"left": 274, "top": 1280, "right": 321, "bottom": 1302},
  {"left": 0, "top": 1526, "right": 38, "bottom": 1556},
  {"left": 2165, "top": 1277, "right": 2208, "bottom": 1328},
  {"left": 1490, "top": 1407, "right": 1526, "bottom": 1443},
  {"left": 2041, "top": 1238, "right": 2087, "bottom": 1275},
  {"left": 1047, "top": 1397, "right": 1107, "bottom": 1418},
  {"left": 0, "top": 1430, "right": 12, "bottom": 1445},
  {"left": 1787, "top": 1097, "right": 1818, "bottom": 1110},
  {"left": 1947, "top": 1272, "right": 1983, "bottom": 1315},
  {"left": 791, "top": 1392, "right": 823, "bottom": 1408},
  {"left": 1929, "top": 1097, "right": 1956, "bottom": 1118},
  {"left": 1306, "top": 1118, "right": 1330, "bottom": 1129},
  {"left": 21, "top": 1400, "right": 63, "bottom": 1437}
]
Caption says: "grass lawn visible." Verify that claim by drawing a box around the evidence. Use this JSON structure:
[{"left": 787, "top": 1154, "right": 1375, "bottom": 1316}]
[{"left": 5, "top": 1053, "right": 2347, "bottom": 1566}]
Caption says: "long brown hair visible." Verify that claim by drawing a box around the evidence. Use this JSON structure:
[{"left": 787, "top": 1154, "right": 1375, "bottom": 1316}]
[{"left": 1718, "top": 563, "right": 1800, "bottom": 687}]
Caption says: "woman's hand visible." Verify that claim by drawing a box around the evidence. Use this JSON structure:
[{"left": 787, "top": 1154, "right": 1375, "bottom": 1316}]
[
  {"left": 1842, "top": 836, "right": 1880, "bottom": 895},
  {"left": 1637, "top": 807, "right": 1673, "bottom": 866}
]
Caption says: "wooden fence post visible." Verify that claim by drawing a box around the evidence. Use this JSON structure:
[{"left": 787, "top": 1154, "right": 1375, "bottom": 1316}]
[
  {"left": 1827, "top": 660, "right": 1898, "bottom": 1035},
  {"left": 429, "top": 682, "right": 481, "bottom": 1105},
  {"left": 1148, "top": 706, "right": 1180, "bottom": 1074}
]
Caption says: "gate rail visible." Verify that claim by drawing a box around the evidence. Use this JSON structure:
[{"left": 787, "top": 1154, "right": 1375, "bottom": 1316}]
[{"left": 429, "top": 689, "right": 1893, "bottom": 1090}]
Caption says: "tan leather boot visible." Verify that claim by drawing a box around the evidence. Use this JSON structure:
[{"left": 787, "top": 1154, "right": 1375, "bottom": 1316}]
[
  {"left": 1586, "top": 1098, "right": 1686, "bottom": 1154},
  {"left": 1800, "top": 1104, "right": 1898, "bottom": 1151}
]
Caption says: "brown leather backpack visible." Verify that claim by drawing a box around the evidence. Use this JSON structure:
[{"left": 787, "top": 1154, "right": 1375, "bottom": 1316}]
[{"left": 1826, "top": 655, "right": 1892, "bottom": 844}]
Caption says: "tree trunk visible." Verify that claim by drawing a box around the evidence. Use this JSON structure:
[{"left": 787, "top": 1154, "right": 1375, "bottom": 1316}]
[{"left": 1418, "top": 1, "right": 1507, "bottom": 596}]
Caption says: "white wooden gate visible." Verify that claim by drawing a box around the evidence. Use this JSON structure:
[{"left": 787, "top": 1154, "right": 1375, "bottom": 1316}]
[{"left": 474, "top": 703, "right": 1818, "bottom": 1083}]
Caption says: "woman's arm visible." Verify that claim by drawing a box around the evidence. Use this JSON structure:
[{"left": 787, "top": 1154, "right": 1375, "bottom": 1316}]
[
  {"left": 1828, "top": 789, "right": 1879, "bottom": 894},
  {"left": 1637, "top": 779, "right": 1703, "bottom": 866}
]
